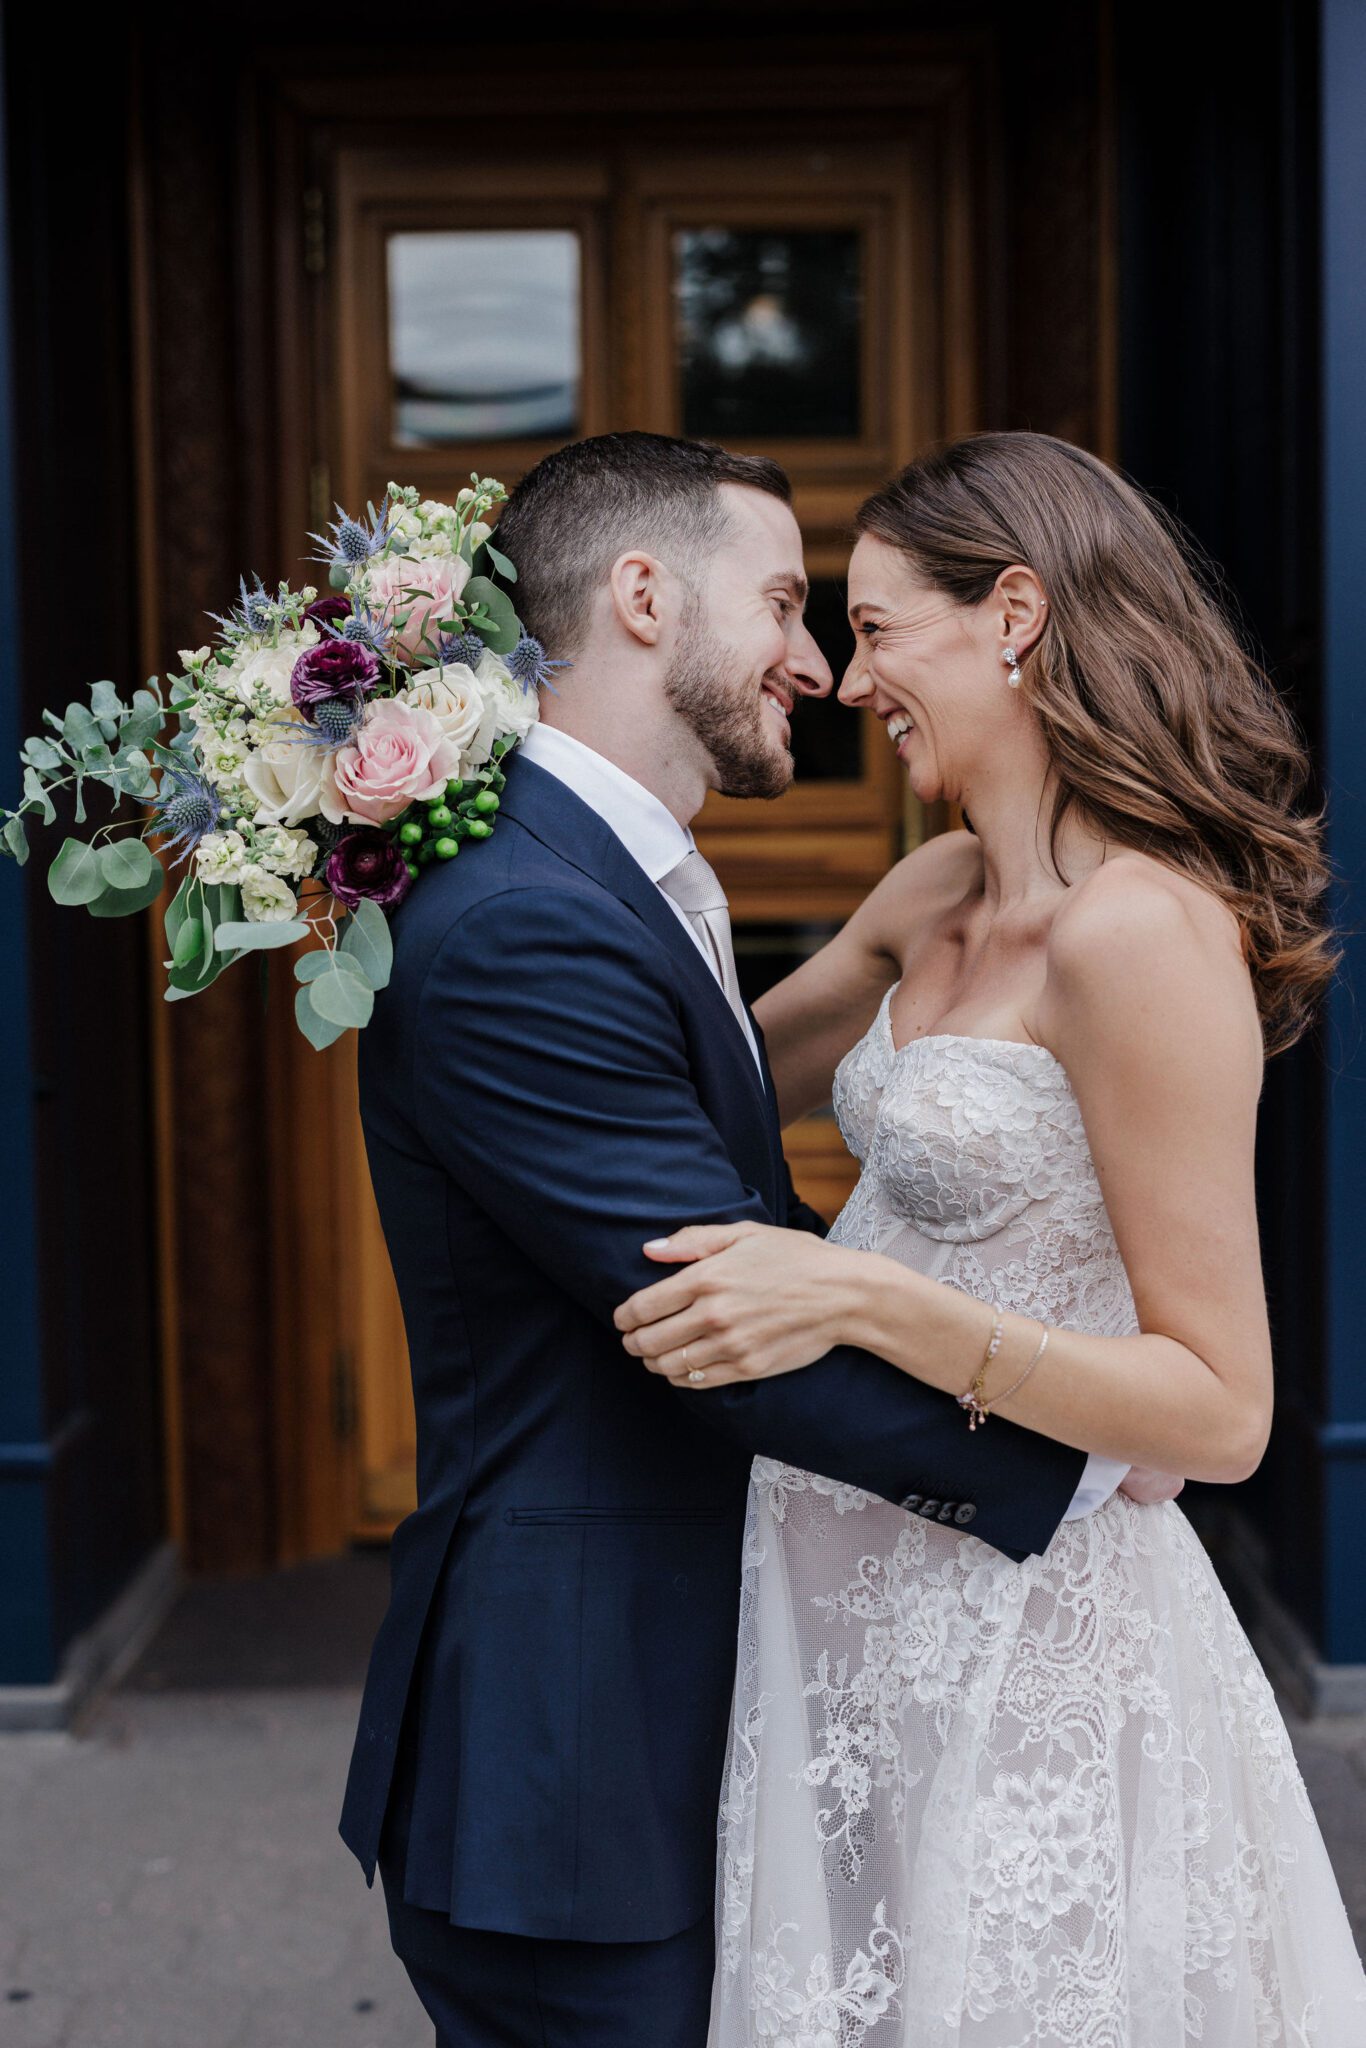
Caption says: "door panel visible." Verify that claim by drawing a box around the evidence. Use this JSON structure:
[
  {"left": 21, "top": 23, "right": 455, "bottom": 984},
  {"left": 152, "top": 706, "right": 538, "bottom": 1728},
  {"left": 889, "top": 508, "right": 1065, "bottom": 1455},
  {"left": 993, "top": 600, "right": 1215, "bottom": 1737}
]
[{"left": 307, "top": 111, "right": 976, "bottom": 1537}]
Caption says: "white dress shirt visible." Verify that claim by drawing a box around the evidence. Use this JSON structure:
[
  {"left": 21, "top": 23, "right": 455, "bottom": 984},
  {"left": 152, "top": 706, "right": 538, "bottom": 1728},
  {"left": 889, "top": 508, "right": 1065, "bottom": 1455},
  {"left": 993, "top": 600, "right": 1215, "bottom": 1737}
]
[
  {"left": 518, "top": 723, "right": 1124, "bottom": 1521},
  {"left": 519, "top": 724, "right": 762, "bottom": 1068}
]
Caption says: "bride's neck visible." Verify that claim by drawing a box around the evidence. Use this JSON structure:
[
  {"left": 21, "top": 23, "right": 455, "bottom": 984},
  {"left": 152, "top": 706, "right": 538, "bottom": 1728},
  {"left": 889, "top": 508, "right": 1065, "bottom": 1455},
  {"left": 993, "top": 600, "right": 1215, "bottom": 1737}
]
[{"left": 961, "top": 765, "right": 1109, "bottom": 914}]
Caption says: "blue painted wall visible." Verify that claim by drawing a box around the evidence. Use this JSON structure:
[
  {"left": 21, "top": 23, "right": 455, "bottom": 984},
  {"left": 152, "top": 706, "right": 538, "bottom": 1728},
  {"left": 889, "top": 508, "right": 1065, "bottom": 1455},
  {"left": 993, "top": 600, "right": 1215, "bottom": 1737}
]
[
  {"left": 0, "top": 13, "right": 54, "bottom": 1684},
  {"left": 1319, "top": 0, "right": 1366, "bottom": 1664}
]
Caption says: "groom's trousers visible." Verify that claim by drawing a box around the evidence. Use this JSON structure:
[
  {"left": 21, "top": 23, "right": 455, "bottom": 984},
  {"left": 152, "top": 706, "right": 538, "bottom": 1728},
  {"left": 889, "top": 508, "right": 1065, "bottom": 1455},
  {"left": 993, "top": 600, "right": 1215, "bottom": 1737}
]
[{"left": 377, "top": 1690, "right": 715, "bottom": 2048}]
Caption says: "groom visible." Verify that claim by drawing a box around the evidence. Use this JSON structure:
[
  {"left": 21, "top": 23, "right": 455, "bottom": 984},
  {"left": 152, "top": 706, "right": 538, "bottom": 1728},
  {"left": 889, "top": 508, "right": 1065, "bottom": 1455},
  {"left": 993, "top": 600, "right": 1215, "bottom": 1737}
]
[{"left": 340, "top": 432, "right": 1133, "bottom": 2045}]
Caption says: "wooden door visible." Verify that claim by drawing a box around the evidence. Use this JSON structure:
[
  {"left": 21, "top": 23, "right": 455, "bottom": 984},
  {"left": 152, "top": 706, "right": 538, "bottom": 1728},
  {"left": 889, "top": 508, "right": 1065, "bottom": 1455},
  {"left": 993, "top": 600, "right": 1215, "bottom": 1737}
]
[{"left": 285, "top": 95, "right": 981, "bottom": 1540}]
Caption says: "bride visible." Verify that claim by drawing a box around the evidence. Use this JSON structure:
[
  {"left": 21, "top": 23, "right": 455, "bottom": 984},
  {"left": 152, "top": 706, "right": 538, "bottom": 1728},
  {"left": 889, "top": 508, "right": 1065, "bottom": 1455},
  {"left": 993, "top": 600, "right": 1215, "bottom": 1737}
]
[{"left": 614, "top": 434, "right": 1366, "bottom": 2044}]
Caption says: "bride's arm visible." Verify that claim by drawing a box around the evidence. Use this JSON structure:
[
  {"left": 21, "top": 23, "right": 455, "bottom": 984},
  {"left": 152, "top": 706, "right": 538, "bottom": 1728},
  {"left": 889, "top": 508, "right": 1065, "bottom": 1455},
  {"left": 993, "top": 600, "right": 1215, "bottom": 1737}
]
[
  {"left": 753, "top": 829, "right": 977, "bottom": 1124},
  {"left": 617, "top": 863, "right": 1274, "bottom": 1487}
]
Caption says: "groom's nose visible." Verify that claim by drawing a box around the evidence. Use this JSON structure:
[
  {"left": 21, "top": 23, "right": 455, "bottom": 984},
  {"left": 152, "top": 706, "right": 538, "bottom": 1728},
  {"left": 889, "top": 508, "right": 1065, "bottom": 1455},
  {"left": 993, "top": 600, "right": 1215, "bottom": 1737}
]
[{"left": 785, "top": 616, "right": 834, "bottom": 699}]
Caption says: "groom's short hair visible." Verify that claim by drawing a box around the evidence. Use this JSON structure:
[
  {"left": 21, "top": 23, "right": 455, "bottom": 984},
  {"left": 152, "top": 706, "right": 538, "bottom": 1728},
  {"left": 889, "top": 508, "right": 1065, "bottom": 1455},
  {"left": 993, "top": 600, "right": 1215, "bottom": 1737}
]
[{"left": 495, "top": 432, "right": 792, "bottom": 659}]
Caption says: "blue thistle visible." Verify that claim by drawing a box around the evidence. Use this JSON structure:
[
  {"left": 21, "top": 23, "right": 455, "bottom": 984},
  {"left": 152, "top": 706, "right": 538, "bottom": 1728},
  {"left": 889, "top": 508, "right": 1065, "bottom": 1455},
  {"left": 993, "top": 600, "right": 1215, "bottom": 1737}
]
[
  {"left": 146, "top": 761, "right": 223, "bottom": 866},
  {"left": 321, "top": 605, "right": 393, "bottom": 660},
  {"left": 207, "top": 574, "right": 276, "bottom": 643},
  {"left": 307, "top": 499, "right": 401, "bottom": 572},
  {"left": 438, "top": 629, "right": 489, "bottom": 671},
  {"left": 507, "top": 633, "right": 572, "bottom": 697},
  {"left": 310, "top": 695, "right": 365, "bottom": 746}
]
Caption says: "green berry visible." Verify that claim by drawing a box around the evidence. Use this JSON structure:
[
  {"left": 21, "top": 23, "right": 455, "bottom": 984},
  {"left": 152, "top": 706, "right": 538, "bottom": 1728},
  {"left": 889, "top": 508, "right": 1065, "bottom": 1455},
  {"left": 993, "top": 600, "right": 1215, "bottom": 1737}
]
[
  {"left": 445, "top": 778, "right": 465, "bottom": 800},
  {"left": 473, "top": 789, "right": 500, "bottom": 814},
  {"left": 427, "top": 803, "right": 453, "bottom": 829},
  {"left": 404, "top": 861, "right": 420, "bottom": 880},
  {"left": 467, "top": 818, "right": 494, "bottom": 840},
  {"left": 434, "top": 836, "right": 460, "bottom": 860},
  {"left": 398, "top": 821, "right": 424, "bottom": 847}
]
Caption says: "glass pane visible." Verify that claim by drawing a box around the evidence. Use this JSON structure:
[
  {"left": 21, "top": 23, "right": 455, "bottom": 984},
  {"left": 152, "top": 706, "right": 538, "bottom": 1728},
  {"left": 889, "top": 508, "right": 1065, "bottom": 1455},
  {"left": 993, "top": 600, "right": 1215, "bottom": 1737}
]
[
  {"left": 388, "top": 231, "right": 580, "bottom": 447},
  {"left": 674, "top": 228, "right": 862, "bottom": 440},
  {"left": 789, "top": 577, "right": 862, "bottom": 781},
  {"left": 733, "top": 921, "right": 844, "bottom": 1009}
]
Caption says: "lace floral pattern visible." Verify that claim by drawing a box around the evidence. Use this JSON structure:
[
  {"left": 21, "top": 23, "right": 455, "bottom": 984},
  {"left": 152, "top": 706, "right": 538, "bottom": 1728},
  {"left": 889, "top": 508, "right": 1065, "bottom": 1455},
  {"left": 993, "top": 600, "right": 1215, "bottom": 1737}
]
[{"left": 709, "top": 995, "right": 1366, "bottom": 2046}]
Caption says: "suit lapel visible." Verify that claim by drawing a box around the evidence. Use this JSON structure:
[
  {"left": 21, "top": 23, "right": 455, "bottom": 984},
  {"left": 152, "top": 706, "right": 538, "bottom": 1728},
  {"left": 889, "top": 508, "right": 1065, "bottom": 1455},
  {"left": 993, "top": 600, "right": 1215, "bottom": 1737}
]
[{"left": 500, "top": 756, "right": 776, "bottom": 1131}]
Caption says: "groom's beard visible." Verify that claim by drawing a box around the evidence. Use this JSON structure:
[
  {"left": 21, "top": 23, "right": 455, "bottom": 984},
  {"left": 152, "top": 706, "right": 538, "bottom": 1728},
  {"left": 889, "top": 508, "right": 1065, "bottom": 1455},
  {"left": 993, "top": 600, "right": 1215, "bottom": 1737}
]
[{"left": 663, "top": 608, "right": 794, "bottom": 801}]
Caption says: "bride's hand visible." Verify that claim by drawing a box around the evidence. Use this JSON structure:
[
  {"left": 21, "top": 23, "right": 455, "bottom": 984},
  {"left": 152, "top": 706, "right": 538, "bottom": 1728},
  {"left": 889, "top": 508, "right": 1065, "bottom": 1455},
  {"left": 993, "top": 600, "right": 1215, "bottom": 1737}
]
[{"left": 613, "top": 1223, "right": 862, "bottom": 1387}]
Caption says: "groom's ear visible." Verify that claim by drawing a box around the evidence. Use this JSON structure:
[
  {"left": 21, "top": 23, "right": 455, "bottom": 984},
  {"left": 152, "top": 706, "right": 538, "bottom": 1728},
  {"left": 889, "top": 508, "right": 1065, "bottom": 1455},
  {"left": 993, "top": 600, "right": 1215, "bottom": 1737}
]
[{"left": 608, "top": 550, "right": 667, "bottom": 648}]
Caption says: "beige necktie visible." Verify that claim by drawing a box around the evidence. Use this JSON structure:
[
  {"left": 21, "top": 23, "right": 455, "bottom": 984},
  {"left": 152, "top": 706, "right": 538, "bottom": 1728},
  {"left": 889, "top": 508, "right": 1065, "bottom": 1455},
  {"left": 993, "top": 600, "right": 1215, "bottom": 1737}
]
[{"left": 658, "top": 849, "right": 750, "bottom": 1038}]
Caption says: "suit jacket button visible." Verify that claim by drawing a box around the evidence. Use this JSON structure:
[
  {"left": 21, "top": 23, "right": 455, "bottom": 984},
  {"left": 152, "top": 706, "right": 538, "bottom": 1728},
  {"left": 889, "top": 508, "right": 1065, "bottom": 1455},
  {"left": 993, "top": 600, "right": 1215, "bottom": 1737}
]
[
  {"left": 920, "top": 1499, "right": 941, "bottom": 1520},
  {"left": 954, "top": 1503, "right": 977, "bottom": 1525},
  {"left": 937, "top": 1501, "right": 957, "bottom": 1522},
  {"left": 900, "top": 1493, "right": 924, "bottom": 1513}
]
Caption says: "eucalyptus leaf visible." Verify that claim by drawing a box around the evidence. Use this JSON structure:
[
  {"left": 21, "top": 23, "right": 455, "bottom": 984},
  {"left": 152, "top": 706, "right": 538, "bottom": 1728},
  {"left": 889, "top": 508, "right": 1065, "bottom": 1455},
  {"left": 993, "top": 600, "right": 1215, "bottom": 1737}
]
[
  {"left": 340, "top": 897, "right": 392, "bottom": 990},
  {"left": 162, "top": 874, "right": 201, "bottom": 963},
  {"left": 171, "top": 914, "right": 204, "bottom": 969},
  {"left": 48, "top": 837, "right": 104, "bottom": 906},
  {"left": 21, "top": 737, "right": 63, "bottom": 772},
  {"left": 3, "top": 814, "right": 28, "bottom": 864},
  {"left": 123, "top": 694, "right": 165, "bottom": 748},
  {"left": 214, "top": 918, "right": 311, "bottom": 953},
  {"left": 295, "top": 946, "right": 368, "bottom": 986},
  {"left": 90, "top": 680, "right": 125, "bottom": 722},
  {"left": 62, "top": 702, "right": 103, "bottom": 754},
  {"left": 21, "top": 766, "right": 55, "bottom": 825},
  {"left": 308, "top": 963, "right": 374, "bottom": 1030},
  {"left": 98, "top": 838, "right": 157, "bottom": 891},
  {"left": 295, "top": 980, "right": 348, "bottom": 1050},
  {"left": 87, "top": 866, "right": 166, "bottom": 917},
  {"left": 72, "top": 777, "right": 86, "bottom": 825},
  {"left": 462, "top": 576, "right": 520, "bottom": 655},
  {"left": 482, "top": 541, "right": 517, "bottom": 583}
]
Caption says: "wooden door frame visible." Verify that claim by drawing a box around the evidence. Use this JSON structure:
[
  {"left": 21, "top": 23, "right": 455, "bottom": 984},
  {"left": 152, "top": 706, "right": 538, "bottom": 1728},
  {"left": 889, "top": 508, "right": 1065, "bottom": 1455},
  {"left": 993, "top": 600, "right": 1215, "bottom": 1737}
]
[{"left": 136, "top": 10, "right": 1118, "bottom": 1569}]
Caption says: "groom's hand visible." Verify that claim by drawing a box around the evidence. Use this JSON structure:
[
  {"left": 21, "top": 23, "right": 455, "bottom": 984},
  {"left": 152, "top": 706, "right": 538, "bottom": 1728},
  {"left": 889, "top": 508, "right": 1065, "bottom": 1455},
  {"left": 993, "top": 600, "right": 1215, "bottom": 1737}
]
[{"left": 1119, "top": 1465, "right": 1186, "bottom": 1504}]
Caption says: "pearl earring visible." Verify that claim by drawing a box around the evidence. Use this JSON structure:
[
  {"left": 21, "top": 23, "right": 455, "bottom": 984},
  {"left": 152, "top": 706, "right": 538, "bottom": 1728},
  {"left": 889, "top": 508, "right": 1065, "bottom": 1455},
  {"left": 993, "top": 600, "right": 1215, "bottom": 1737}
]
[{"left": 1003, "top": 646, "right": 1022, "bottom": 688}]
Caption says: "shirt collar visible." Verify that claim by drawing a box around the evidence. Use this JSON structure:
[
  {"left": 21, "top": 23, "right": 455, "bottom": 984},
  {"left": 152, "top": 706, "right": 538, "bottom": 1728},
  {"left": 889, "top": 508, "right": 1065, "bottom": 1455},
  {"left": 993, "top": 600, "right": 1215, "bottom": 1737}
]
[{"left": 518, "top": 724, "right": 696, "bottom": 884}]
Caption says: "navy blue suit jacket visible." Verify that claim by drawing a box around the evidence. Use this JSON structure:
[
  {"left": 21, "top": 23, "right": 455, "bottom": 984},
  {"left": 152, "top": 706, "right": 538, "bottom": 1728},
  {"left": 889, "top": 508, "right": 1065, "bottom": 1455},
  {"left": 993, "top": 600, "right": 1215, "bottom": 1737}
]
[{"left": 339, "top": 753, "right": 1085, "bottom": 1942}]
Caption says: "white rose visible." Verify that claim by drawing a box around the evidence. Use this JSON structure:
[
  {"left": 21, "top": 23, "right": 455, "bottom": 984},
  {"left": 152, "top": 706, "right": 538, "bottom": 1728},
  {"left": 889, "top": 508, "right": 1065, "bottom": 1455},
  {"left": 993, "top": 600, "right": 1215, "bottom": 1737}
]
[
  {"left": 243, "top": 708, "right": 339, "bottom": 827},
  {"left": 193, "top": 829, "right": 251, "bottom": 886},
  {"left": 476, "top": 651, "right": 540, "bottom": 749},
  {"left": 254, "top": 824, "right": 317, "bottom": 882},
  {"left": 228, "top": 624, "right": 319, "bottom": 708},
  {"left": 239, "top": 865, "right": 299, "bottom": 923},
  {"left": 400, "top": 664, "right": 497, "bottom": 771}
]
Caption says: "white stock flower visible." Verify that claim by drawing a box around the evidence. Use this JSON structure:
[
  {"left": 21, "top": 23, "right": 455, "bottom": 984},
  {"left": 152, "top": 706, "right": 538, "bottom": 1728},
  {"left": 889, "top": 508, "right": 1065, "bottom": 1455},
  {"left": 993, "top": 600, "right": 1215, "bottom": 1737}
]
[
  {"left": 254, "top": 824, "right": 317, "bottom": 882},
  {"left": 243, "top": 707, "right": 339, "bottom": 827},
  {"left": 239, "top": 865, "right": 299, "bottom": 923},
  {"left": 401, "top": 663, "right": 497, "bottom": 772},
  {"left": 193, "top": 829, "right": 251, "bottom": 886},
  {"left": 196, "top": 717, "right": 253, "bottom": 789}
]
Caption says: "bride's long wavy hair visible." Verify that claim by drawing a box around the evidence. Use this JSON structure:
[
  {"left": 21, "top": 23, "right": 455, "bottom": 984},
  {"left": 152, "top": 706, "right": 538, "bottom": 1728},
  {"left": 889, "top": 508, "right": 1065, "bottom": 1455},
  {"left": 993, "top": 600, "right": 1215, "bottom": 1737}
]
[{"left": 854, "top": 431, "right": 1337, "bottom": 1055}]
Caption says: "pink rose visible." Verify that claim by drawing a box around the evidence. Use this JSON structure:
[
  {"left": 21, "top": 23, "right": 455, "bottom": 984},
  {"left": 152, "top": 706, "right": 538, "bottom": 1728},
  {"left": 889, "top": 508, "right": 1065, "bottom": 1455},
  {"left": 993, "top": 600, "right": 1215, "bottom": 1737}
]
[
  {"left": 327, "top": 698, "right": 461, "bottom": 826},
  {"left": 365, "top": 554, "right": 471, "bottom": 666}
]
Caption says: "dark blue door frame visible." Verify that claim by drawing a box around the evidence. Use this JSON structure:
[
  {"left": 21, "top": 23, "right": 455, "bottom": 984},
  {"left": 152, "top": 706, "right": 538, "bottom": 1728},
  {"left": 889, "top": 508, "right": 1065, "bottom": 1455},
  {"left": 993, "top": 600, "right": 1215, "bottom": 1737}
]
[
  {"left": 0, "top": 26, "right": 54, "bottom": 1685},
  {"left": 1320, "top": 0, "right": 1366, "bottom": 1667}
]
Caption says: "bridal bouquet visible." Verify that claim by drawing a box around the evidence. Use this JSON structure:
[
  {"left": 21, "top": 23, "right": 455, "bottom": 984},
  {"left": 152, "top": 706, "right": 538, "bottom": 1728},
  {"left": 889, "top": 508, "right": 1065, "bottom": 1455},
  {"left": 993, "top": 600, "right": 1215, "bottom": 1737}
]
[{"left": 0, "top": 477, "right": 553, "bottom": 1045}]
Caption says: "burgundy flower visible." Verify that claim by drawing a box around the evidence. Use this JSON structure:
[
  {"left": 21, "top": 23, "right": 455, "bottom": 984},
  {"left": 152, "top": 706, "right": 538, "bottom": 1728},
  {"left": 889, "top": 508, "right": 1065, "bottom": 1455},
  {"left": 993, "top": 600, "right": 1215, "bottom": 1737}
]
[
  {"left": 324, "top": 829, "right": 414, "bottom": 911},
  {"left": 290, "top": 638, "right": 381, "bottom": 715},
  {"left": 304, "top": 595, "right": 351, "bottom": 630}
]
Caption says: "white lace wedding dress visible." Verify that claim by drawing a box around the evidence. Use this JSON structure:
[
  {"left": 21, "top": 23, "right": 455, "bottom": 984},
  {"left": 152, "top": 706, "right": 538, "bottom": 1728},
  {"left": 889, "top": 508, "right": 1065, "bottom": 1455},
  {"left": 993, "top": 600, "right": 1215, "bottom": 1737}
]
[{"left": 709, "top": 987, "right": 1366, "bottom": 2046}]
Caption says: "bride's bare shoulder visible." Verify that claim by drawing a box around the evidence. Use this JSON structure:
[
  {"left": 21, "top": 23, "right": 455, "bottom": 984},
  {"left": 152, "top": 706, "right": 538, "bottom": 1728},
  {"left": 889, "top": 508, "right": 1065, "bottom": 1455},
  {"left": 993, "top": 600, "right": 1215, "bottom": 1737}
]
[
  {"left": 860, "top": 828, "right": 983, "bottom": 957},
  {"left": 1041, "top": 849, "right": 1260, "bottom": 1068}
]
